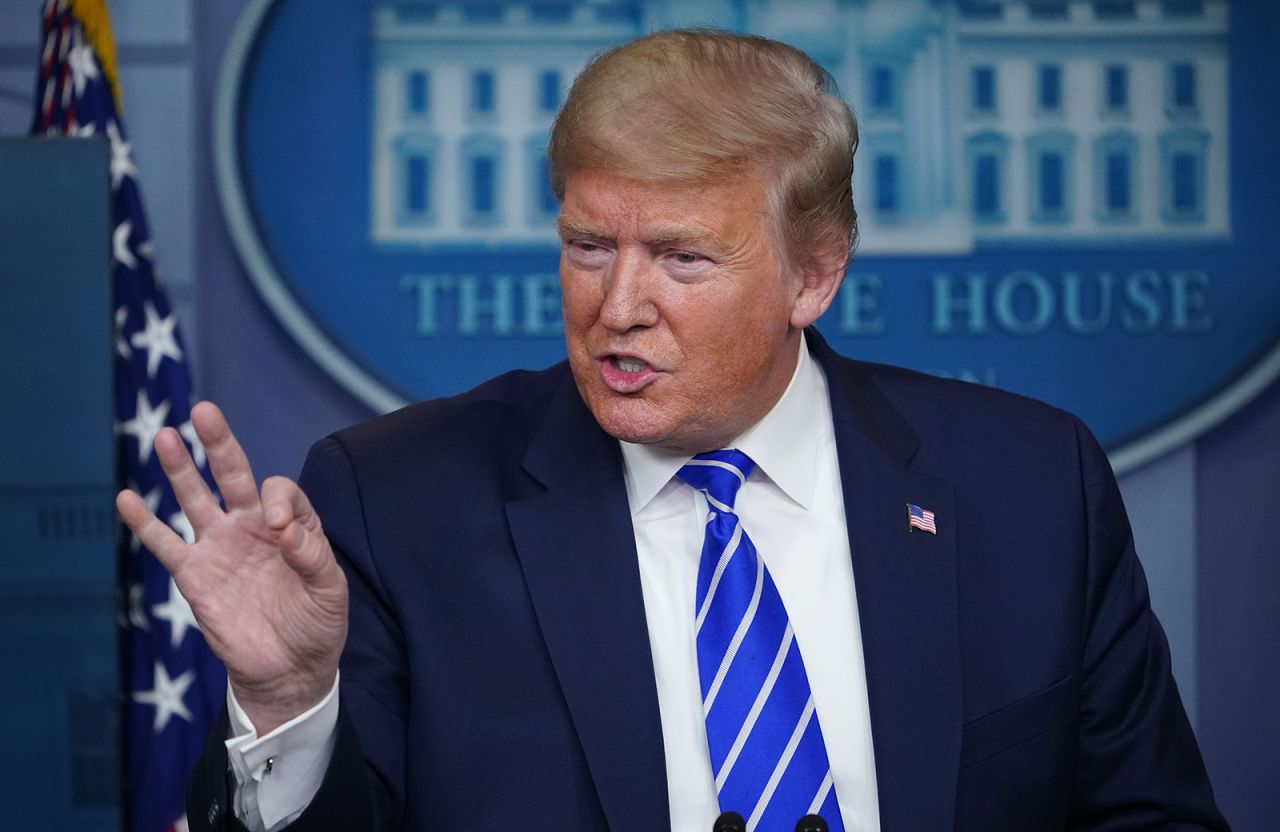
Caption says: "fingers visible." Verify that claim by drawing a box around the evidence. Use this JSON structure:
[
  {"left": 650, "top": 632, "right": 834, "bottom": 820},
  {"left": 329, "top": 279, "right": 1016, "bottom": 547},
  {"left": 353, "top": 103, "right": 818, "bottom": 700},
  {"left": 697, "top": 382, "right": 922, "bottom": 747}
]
[
  {"left": 279, "top": 520, "right": 336, "bottom": 584},
  {"left": 260, "top": 475, "right": 315, "bottom": 531},
  {"left": 154, "top": 427, "right": 221, "bottom": 530},
  {"left": 117, "top": 488, "right": 188, "bottom": 570},
  {"left": 192, "top": 401, "right": 260, "bottom": 512},
  {"left": 262, "top": 476, "right": 337, "bottom": 585}
]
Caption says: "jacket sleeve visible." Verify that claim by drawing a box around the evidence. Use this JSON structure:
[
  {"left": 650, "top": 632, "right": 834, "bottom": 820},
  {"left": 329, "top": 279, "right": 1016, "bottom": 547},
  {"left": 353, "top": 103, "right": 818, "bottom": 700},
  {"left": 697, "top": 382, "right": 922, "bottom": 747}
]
[
  {"left": 1067, "top": 416, "right": 1229, "bottom": 830},
  {"left": 185, "top": 702, "right": 387, "bottom": 832}
]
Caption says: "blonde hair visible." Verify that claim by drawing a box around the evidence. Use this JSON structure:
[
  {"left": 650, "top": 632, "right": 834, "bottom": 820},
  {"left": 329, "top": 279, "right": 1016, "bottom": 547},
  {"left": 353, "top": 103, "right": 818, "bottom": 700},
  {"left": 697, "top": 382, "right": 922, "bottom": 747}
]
[{"left": 549, "top": 29, "right": 859, "bottom": 269}]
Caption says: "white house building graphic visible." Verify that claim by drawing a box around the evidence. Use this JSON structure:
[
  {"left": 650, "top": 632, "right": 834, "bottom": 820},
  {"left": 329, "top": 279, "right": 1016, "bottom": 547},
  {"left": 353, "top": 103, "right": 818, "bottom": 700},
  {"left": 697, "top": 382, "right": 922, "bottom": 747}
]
[{"left": 369, "top": 0, "right": 1229, "bottom": 254}]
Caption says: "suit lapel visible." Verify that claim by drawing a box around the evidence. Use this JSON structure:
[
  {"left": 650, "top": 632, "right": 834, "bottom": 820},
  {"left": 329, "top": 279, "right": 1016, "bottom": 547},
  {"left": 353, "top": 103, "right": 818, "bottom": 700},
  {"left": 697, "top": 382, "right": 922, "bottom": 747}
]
[
  {"left": 812, "top": 333, "right": 962, "bottom": 832},
  {"left": 505, "top": 374, "right": 669, "bottom": 832}
]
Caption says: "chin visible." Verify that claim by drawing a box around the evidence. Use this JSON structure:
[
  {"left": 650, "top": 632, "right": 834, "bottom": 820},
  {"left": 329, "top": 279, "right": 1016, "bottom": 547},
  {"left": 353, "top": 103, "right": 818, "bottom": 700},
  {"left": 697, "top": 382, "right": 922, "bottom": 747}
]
[
  {"left": 591, "top": 407, "right": 661, "bottom": 445},
  {"left": 584, "top": 395, "right": 676, "bottom": 448}
]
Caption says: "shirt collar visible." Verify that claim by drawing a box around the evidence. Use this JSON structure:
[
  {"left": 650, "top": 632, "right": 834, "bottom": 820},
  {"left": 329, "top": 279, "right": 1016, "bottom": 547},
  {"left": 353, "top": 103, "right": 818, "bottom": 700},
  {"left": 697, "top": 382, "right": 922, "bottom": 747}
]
[{"left": 620, "top": 331, "right": 828, "bottom": 513}]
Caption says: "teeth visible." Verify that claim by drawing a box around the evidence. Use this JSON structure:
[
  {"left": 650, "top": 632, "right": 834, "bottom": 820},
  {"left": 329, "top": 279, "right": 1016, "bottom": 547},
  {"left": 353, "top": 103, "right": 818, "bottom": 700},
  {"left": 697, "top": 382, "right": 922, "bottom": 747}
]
[{"left": 615, "top": 357, "right": 648, "bottom": 373}]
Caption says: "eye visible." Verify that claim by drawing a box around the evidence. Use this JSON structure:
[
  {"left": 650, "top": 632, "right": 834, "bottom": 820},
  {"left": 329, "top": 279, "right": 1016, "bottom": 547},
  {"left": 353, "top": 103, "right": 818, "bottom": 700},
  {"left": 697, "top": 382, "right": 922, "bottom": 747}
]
[
  {"left": 664, "top": 249, "right": 711, "bottom": 278},
  {"left": 564, "top": 238, "right": 612, "bottom": 268}
]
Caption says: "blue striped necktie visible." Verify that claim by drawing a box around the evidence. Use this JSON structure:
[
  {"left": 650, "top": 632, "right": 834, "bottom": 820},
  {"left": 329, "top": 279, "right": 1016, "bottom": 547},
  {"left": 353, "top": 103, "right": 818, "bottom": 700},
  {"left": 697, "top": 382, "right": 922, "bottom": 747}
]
[{"left": 678, "top": 450, "right": 843, "bottom": 832}]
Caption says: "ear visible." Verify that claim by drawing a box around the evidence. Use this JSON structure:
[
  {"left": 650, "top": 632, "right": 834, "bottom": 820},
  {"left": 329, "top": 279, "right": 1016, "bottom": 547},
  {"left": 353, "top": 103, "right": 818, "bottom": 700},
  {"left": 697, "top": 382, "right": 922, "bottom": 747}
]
[{"left": 788, "top": 238, "right": 849, "bottom": 329}]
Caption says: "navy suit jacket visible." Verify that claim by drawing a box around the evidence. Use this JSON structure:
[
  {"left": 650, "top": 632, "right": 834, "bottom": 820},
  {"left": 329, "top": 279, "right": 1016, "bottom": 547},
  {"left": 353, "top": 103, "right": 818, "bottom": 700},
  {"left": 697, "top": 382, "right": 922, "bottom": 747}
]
[{"left": 189, "top": 331, "right": 1226, "bottom": 831}]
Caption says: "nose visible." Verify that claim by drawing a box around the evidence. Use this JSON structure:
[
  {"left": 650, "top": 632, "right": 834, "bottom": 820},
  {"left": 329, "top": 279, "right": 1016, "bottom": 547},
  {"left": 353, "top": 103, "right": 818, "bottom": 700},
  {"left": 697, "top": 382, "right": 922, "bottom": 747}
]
[{"left": 598, "top": 249, "right": 659, "bottom": 332}]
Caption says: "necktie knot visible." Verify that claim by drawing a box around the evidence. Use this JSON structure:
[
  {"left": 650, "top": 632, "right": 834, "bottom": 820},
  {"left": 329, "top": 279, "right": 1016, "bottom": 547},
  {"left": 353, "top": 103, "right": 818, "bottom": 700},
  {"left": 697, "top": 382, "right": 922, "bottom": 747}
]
[{"left": 677, "top": 449, "right": 756, "bottom": 511}]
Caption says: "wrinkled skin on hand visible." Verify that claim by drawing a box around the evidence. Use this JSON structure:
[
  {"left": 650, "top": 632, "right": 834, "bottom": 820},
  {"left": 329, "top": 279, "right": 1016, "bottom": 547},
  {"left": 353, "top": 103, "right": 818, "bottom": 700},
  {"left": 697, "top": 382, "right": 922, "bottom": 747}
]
[{"left": 116, "top": 401, "right": 348, "bottom": 734}]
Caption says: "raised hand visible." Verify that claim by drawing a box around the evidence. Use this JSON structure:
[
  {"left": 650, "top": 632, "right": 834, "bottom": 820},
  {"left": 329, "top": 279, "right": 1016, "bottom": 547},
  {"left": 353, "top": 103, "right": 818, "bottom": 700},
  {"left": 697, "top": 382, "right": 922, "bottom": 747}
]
[{"left": 116, "top": 401, "right": 348, "bottom": 734}]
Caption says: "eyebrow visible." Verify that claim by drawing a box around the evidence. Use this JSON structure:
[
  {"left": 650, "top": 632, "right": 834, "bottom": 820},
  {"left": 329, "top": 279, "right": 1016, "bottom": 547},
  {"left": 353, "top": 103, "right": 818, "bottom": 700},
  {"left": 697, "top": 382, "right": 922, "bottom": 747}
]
[
  {"left": 556, "top": 216, "right": 607, "bottom": 241},
  {"left": 556, "top": 216, "right": 720, "bottom": 249},
  {"left": 645, "top": 227, "right": 719, "bottom": 249}
]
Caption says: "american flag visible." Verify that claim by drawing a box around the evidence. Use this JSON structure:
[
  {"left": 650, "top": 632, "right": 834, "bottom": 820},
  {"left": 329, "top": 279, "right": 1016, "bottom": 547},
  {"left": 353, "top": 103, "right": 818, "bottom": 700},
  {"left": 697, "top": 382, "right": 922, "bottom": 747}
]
[
  {"left": 907, "top": 503, "right": 937, "bottom": 535},
  {"left": 31, "top": 2, "right": 225, "bottom": 830}
]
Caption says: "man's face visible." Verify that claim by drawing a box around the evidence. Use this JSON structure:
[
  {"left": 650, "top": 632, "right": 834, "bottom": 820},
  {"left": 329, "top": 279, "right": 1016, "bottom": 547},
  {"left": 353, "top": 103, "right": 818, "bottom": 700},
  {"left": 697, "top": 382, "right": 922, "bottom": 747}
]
[{"left": 558, "top": 168, "right": 832, "bottom": 453}]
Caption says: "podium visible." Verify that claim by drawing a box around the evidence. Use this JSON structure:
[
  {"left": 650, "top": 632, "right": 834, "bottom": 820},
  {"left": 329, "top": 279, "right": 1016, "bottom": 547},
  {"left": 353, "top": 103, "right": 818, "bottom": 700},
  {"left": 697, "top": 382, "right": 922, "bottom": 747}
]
[{"left": 0, "top": 137, "right": 119, "bottom": 830}]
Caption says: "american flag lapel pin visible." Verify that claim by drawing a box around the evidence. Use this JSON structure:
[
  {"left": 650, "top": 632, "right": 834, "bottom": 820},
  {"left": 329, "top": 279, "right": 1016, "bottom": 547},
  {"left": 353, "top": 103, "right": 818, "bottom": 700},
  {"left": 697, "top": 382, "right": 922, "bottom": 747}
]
[{"left": 907, "top": 503, "right": 937, "bottom": 535}]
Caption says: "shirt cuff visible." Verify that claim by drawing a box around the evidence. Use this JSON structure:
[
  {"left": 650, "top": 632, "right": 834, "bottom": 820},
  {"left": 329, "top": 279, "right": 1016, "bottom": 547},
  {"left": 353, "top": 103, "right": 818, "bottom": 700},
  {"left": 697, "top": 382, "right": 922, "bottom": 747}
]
[{"left": 225, "top": 674, "right": 341, "bottom": 832}]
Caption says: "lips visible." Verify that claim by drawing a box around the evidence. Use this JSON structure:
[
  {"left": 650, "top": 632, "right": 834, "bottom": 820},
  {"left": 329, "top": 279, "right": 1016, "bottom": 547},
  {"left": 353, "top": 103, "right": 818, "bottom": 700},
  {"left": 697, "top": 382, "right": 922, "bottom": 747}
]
[{"left": 598, "top": 353, "right": 661, "bottom": 393}]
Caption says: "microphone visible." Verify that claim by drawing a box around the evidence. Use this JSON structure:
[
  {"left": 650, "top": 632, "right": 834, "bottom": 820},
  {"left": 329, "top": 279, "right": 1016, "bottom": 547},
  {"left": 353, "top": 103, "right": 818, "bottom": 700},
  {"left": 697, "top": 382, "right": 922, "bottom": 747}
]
[
  {"left": 713, "top": 811, "right": 746, "bottom": 832},
  {"left": 795, "top": 815, "right": 830, "bottom": 832}
]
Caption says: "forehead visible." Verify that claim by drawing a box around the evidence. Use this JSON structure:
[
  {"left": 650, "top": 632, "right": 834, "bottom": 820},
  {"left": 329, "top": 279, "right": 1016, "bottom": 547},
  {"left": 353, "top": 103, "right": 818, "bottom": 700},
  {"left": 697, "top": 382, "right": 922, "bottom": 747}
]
[{"left": 558, "top": 168, "right": 775, "bottom": 243}]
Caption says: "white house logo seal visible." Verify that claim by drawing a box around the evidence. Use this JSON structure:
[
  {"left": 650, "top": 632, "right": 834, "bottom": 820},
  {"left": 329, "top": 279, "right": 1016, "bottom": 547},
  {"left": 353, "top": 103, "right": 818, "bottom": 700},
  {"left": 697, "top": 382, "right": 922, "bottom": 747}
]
[{"left": 215, "top": 0, "right": 1280, "bottom": 473}]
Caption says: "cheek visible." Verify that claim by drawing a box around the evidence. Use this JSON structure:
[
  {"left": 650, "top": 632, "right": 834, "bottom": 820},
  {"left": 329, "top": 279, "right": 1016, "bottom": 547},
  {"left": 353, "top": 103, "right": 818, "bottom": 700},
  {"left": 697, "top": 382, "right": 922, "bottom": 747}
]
[
  {"left": 679, "top": 301, "right": 789, "bottom": 388},
  {"left": 559, "top": 274, "right": 598, "bottom": 334}
]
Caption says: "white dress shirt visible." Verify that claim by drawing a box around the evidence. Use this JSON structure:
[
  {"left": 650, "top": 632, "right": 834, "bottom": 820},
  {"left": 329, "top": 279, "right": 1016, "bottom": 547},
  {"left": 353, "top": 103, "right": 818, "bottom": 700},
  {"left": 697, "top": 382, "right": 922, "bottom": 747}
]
[{"left": 228, "top": 333, "right": 879, "bottom": 832}]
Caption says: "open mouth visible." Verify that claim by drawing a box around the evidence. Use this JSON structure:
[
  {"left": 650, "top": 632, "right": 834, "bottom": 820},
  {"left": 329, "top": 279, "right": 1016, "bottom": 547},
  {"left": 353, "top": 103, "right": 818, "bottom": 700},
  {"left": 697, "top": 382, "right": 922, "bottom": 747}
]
[{"left": 598, "top": 354, "right": 660, "bottom": 393}]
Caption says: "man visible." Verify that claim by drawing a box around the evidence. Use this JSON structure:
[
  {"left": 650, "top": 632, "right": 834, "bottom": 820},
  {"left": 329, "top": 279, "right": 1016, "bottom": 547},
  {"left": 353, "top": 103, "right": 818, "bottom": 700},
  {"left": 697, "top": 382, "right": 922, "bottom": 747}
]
[{"left": 118, "top": 30, "right": 1227, "bottom": 832}]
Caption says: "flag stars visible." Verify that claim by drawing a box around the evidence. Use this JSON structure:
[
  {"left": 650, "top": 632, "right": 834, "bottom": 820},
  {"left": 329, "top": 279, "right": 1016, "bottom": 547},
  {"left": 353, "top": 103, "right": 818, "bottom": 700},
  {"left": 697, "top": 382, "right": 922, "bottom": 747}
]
[
  {"left": 118, "top": 391, "right": 171, "bottom": 464},
  {"left": 140, "top": 485, "right": 162, "bottom": 516},
  {"left": 133, "top": 661, "right": 195, "bottom": 733},
  {"left": 127, "top": 582, "right": 150, "bottom": 631},
  {"left": 178, "top": 420, "right": 207, "bottom": 469},
  {"left": 130, "top": 301, "right": 183, "bottom": 378},
  {"left": 113, "top": 219, "right": 136, "bottom": 269},
  {"left": 114, "top": 306, "right": 131, "bottom": 359},
  {"left": 107, "top": 121, "right": 138, "bottom": 189},
  {"left": 128, "top": 484, "right": 162, "bottom": 553},
  {"left": 168, "top": 510, "right": 195, "bottom": 545},
  {"left": 67, "top": 40, "right": 99, "bottom": 97},
  {"left": 152, "top": 576, "right": 200, "bottom": 648},
  {"left": 125, "top": 485, "right": 163, "bottom": 554}
]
